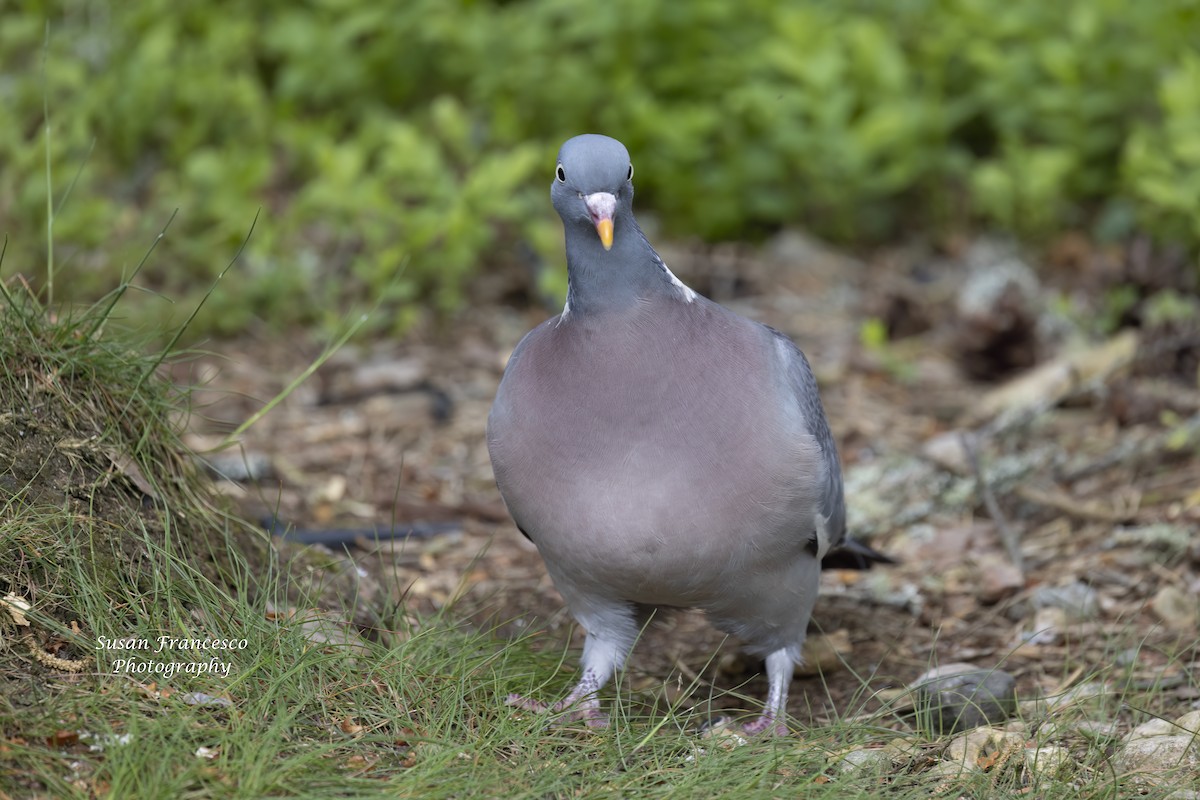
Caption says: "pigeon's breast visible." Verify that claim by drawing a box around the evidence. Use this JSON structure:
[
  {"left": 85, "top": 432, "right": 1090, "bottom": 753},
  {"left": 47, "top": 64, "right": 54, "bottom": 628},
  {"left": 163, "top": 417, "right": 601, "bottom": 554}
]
[{"left": 488, "top": 301, "right": 825, "bottom": 605}]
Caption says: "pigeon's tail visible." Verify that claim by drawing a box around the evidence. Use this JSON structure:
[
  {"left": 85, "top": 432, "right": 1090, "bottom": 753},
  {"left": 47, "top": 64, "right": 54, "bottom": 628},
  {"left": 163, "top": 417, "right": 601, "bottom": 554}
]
[{"left": 820, "top": 536, "right": 896, "bottom": 571}]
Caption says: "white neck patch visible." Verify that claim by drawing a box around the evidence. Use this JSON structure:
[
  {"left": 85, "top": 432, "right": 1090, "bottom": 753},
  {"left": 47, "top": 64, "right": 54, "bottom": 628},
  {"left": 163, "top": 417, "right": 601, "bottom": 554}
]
[{"left": 658, "top": 259, "right": 697, "bottom": 303}]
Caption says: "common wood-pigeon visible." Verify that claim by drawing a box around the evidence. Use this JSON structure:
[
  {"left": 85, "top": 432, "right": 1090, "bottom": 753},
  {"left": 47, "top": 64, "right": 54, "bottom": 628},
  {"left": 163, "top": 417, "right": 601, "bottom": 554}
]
[{"left": 488, "top": 134, "right": 881, "bottom": 735}]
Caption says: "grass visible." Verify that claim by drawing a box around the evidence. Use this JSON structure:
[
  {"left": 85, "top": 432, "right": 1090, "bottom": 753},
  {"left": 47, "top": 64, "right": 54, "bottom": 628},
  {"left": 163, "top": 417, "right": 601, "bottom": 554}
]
[
  {"left": 0, "top": 277, "right": 878, "bottom": 797},
  {"left": 1, "top": 250, "right": 833, "bottom": 798},
  {"left": 2, "top": 251, "right": 1198, "bottom": 799}
]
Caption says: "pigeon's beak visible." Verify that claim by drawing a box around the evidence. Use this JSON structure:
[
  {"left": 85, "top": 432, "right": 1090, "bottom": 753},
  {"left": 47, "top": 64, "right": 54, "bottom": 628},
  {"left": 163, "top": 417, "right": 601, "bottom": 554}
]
[
  {"left": 595, "top": 218, "right": 614, "bottom": 251},
  {"left": 584, "top": 192, "right": 617, "bottom": 251}
]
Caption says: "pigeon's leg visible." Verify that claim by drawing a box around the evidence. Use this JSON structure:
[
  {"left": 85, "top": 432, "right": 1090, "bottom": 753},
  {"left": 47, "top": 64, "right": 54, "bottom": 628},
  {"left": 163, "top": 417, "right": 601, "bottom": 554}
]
[
  {"left": 742, "top": 649, "right": 794, "bottom": 736},
  {"left": 508, "top": 605, "right": 638, "bottom": 729}
]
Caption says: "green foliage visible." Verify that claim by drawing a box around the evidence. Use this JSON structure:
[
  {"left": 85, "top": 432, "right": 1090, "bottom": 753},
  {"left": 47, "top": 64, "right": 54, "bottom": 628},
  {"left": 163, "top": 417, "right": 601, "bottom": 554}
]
[
  {"left": 1123, "top": 52, "right": 1200, "bottom": 243},
  {"left": 859, "top": 317, "right": 918, "bottom": 383},
  {"left": 0, "top": 0, "right": 1197, "bottom": 331},
  {"left": 1141, "top": 288, "right": 1200, "bottom": 328},
  {"left": 1096, "top": 285, "right": 1141, "bottom": 336}
]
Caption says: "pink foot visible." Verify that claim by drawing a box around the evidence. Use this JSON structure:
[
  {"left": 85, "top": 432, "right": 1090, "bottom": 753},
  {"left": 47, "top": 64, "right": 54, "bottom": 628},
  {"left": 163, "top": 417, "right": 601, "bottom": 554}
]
[
  {"left": 506, "top": 693, "right": 610, "bottom": 728},
  {"left": 741, "top": 713, "right": 789, "bottom": 737}
]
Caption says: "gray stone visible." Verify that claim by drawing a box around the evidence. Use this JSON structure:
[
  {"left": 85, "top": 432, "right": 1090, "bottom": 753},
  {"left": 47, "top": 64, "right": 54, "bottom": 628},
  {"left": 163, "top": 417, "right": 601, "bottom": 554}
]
[
  {"left": 1115, "top": 735, "right": 1199, "bottom": 785},
  {"left": 835, "top": 747, "right": 893, "bottom": 774},
  {"left": 1115, "top": 712, "right": 1200, "bottom": 786},
  {"left": 914, "top": 665, "right": 1019, "bottom": 734},
  {"left": 1176, "top": 710, "right": 1200, "bottom": 734},
  {"left": 1152, "top": 585, "right": 1199, "bottom": 632},
  {"left": 1031, "top": 581, "right": 1100, "bottom": 620},
  {"left": 1024, "top": 744, "right": 1071, "bottom": 778}
]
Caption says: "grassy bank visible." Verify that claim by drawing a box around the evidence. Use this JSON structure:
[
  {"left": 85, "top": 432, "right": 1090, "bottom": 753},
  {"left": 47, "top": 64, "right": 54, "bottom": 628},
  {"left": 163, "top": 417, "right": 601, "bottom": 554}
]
[{"left": 3, "top": 287, "right": 1197, "bottom": 797}]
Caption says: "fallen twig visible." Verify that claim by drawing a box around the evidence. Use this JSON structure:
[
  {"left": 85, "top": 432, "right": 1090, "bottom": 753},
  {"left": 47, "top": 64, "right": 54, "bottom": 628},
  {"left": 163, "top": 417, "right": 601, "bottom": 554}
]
[
  {"left": 1064, "top": 411, "right": 1200, "bottom": 481},
  {"left": 965, "top": 330, "right": 1138, "bottom": 427},
  {"left": 961, "top": 433, "right": 1024, "bottom": 575},
  {"left": 1014, "top": 484, "right": 1134, "bottom": 524}
]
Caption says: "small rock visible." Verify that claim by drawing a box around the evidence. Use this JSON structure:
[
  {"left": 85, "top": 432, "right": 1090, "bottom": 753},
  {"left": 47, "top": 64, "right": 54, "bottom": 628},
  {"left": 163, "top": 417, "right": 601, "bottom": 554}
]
[
  {"left": 1114, "top": 647, "right": 1143, "bottom": 667},
  {"left": 1176, "top": 710, "right": 1200, "bottom": 734},
  {"left": 883, "top": 736, "right": 924, "bottom": 759},
  {"left": 203, "top": 450, "right": 274, "bottom": 482},
  {"left": 1164, "top": 790, "right": 1200, "bottom": 800},
  {"left": 1031, "top": 581, "right": 1100, "bottom": 620},
  {"left": 926, "top": 758, "right": 975, "bottom": 783},
  {"left": 1115, "top": 712, "right": 1200, "bottom": 785},
  {"left": 1127, "top": 718, "right": 1180, "bottom": 741},
  {"left": 1047, "top": 681, "right": 1113, "bottom": 711},
  {"left": 913, "top": 662, "right": 978, "bottom": 682},
  {"left": 716, "top": 650, "right": 750, "bottom": 676},
  {"left": 1074, "top": 719, "right": 1124, "bottom": 742},
  {"left": 1017, "top": 698, "right": 1049, "bottom": 719},
  {"left": 1112, "top": 523, "right": 1194, "bottom": 558},
  {"left": 319, "top": 356, "right": 428, "bottom": 403},
  {"left": 284, "top": 608, "right": 372, "bottom": 663},
  {"left": 1114, "top": 734, "right": 1199, "bottom": 785},
  {"left": 920, "top": 431, "right": 972, "bottom": 475},
  {"left": 1024, "top": 744, "right": 1071, "bottom": 778},
  {"left": 179, "top": 692, "right": 233, "bottom": 708},
  {"left": 954, "top": 252, "right": 1043, "bottom": 380},
  {"left": 1152, "top": 585, "right": 1199, "bottom": 632},
  {"left": 796, "top": 630, "right": 851, "bottom": 677},
  {"left": 696, "top": 717, "right": 748, "bottom": 750},
  {"left": 977, "top": 553, "right": 1024, "bottom": 604},
  {"left": 944, "top": 726, "right": 1025, "bottom": 771},
  {"left": 913, "top": 664, "right": 1019, "bottom": 734},
  {"left": 1022, "top": 606, "right": 1067, "bottom": 645},
  {"left": 835, "top": 747, "right": 892, "bottom": 774}
]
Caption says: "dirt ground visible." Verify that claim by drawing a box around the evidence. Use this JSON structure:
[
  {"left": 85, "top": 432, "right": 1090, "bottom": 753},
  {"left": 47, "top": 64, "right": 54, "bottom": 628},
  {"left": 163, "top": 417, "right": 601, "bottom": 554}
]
[{"left": 176, "top": 231, "right": 1200, "bottom": 730}]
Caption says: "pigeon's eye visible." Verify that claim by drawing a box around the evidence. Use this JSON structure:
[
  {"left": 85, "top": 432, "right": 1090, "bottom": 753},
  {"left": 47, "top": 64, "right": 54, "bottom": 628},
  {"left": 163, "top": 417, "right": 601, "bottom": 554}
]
[
  {"left": 556, "top": 164, "right": 566, "bottom": 183},
  {"left": 627, "top": 164, "right": 634, "bottom": 182}
]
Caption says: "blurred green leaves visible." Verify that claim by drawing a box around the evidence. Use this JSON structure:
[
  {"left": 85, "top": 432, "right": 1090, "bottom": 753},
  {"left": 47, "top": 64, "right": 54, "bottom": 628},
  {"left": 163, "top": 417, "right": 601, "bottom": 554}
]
[
  {"left": 1, "top": 0, "right": 1197, "bottom": 332},
  {"left": 1124, "top": 53, "right": 1200, "bottom": 243}
]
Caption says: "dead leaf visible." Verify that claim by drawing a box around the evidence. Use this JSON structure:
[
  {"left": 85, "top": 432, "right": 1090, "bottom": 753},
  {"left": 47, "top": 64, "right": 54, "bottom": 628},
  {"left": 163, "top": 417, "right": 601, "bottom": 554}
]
[
  {"left": 345, "top": 754, "right": 371, "bottom": 769},
  {"left": 47, "top": 730, "right": 79, "bottom": 748},
  {"left": 2, "top": 594, "right": 32, "bottom": 626},
  {"left": 796, "top": 630, "right": 852, "bottom": 676},
  {"left": 102, "top": 446, "right": 159, "bottom": 501}
]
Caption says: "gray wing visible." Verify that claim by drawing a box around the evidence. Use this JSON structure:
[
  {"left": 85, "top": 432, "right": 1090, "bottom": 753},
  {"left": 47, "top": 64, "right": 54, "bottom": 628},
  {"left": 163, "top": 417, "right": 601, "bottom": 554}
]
[
  {"left": 765, "top": 326, "right": 847, "bottom": 559},
  {"left": 487, "top": 317, "right": 557, "bottom": 544}
]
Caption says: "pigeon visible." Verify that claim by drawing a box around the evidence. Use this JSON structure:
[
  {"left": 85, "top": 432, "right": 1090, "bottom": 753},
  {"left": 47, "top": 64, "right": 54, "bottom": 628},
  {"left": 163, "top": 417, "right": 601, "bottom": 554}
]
[{"left": 487, "top": 134, "right": 883, "bottom": 735}]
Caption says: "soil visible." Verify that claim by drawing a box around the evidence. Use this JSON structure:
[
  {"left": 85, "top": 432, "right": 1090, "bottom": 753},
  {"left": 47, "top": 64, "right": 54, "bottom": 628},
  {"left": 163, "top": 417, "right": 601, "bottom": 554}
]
[{"left": 167, "top": 232, "right": 1200, "bottom": 732}]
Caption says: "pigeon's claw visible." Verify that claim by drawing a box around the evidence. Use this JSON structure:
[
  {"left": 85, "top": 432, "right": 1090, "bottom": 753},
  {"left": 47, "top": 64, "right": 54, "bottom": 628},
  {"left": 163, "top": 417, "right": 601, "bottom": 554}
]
[
  {"left": 740, "top": 713, "right": 789, "bottom": 737},
  {"left": 507, "top": 692, "right": 610, "bottom": 728}
]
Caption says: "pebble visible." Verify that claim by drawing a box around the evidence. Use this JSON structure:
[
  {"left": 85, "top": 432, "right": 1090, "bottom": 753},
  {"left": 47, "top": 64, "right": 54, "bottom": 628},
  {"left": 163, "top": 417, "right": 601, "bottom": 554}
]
[
  {"left": 835, "top": 747, "right": 892, "bottom": 774},
  {"left": 1046, "top": 681, "right": 1113, "bottom": 710},
  {"left": 976, "top": 553, "right": 1024, "bottom": 604},
  {"left": 1023, "top": 606, "right": 1067, "bottom": 645},
  {"left": 1031, "top": 581, "right": 1100, "bottom": 620},
  {"left": 943, "top": 725, "right": 1025, "bottom": 770},
  {"left": 1024, "top": 744, "right": 1071, "bottom": 778},
  {"left": 912, "top": 664, "right": 1018, "bottom": 734},
  {"left": 1114, "top": 711, "right": 1200, "bottom": 786},
  {"left": 1152, "top": 585, "right": 1200, "bottom": 632}
]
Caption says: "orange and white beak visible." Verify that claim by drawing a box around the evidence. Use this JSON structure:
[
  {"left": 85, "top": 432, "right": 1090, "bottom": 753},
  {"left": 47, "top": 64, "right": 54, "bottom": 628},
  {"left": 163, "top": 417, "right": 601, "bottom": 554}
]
[{"left": 585, "top": 192, "right": 617, "bottom": 251}]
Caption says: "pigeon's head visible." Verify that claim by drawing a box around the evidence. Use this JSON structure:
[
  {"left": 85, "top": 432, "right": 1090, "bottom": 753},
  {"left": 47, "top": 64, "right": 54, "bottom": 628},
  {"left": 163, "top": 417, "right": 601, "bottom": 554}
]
[{"left": 552, "top": 134, "right": 635, "bottom": 252}]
